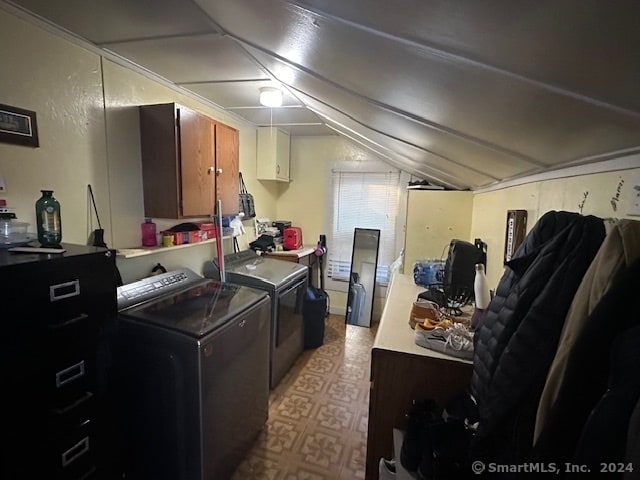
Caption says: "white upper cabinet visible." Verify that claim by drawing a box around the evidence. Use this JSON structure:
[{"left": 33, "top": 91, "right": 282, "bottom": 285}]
[{"left": 257, "top": 127, "right": 290, "bottom": 182}]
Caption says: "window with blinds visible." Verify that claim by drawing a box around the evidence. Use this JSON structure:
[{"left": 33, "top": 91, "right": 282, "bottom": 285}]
[{"left": 327, "top": 170, "right": 401, "bottom": 285}]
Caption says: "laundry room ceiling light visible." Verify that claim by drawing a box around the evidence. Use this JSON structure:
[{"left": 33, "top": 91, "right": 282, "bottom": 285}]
[{"left": 259, "top": 87, "right": 283, "bottom": 107}]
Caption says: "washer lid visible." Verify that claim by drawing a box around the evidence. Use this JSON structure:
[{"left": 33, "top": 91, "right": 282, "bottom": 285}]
[
  {"left": 121, "top": 280, "right": 268, "bottom": 337},
  {"left": 223, "top": 250, "right": 308, "bottom": 288}
]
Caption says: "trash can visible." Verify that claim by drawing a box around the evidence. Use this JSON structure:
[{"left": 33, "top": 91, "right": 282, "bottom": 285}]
[{"left": 303, "top": 286, "right": 328, "bottom": 349}]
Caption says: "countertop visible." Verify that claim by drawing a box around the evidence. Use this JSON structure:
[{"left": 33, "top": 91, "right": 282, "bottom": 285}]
[{"left": 372, "top": 273, "right": 473, "bottom": 364}]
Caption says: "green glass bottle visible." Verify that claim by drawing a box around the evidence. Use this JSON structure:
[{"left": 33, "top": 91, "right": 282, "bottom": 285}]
[{"left": 35, "top": 190, "right": 62, "bottom": 247}]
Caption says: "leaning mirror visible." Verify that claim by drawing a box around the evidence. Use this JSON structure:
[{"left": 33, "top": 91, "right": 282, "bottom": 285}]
[{"left": 345, "top": 228, "right": 380, "bottom": 327}]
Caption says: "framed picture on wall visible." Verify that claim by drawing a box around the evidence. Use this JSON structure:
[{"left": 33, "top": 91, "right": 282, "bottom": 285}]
[
  {"left": 0, "top": 103, "right": 39, "bottom": 147},
  {"left": 504, "top": 209, "right": 527, "bottom": 263}
]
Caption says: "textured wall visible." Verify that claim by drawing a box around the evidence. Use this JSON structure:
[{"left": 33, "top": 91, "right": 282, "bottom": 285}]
[
  {"left": 471, "top": 168, "right": 640, "bottom": 289},
  {"left": 403, "top": 190, "right": 473, "bottom": 272}
]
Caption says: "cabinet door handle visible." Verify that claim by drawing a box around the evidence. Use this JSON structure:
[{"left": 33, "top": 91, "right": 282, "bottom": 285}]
[
  {"left": 207, "top": 166, "right": 215, "bottom": 174},
  {"left": 216, "top": 168, "right": 223, "bottom": 175},
  {"left": 61, "top": 436, "right": 90, "bottom": 467},
  {"left": 50, "top": 279, "right": 80, "bottom": 302},
  {"left": 56, "top": 360, "right": 85, "bottom": 388}
]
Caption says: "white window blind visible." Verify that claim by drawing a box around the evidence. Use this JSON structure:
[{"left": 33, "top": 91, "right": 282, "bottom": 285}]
[{"left": 327, "top": 170, "right": 401, "bottom": 284}]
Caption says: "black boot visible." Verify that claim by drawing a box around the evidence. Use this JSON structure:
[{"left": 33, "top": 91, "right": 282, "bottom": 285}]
[{"left": 400, "top": 399, "right": 442, "bottom": 471}]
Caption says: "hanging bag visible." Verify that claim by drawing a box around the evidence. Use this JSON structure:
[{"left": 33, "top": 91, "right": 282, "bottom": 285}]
[{"left": 239, "top": 172, "right": 256, "bottom": 219}]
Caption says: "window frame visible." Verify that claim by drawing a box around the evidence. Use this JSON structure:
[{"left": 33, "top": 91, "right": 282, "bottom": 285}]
[{"left": 323, "top": 160, "right": 409, "bottom": 293}]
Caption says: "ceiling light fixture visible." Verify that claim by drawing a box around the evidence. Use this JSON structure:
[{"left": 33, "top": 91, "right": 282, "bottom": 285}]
[{"left": 259, "top": 87, "right": 283, "bottom": 107}]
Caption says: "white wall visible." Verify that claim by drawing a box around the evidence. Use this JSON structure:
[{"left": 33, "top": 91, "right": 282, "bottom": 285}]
[
  {"left": 403, "top": 190, "right": 473, "bottom": 272},
  {"left": 470, "top": 166, "right": 640, "bottom": 289},
  {"left": 0, "top": 10, "right": 276, "bottom": 283}
]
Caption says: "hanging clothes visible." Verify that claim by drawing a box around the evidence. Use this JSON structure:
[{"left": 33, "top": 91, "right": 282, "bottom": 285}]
[
  {"left": 470, "top": 211, "right": 606, "bottom": 465},
  {"left": 536, "top": 219, "right": 640, "bottom": 438}
]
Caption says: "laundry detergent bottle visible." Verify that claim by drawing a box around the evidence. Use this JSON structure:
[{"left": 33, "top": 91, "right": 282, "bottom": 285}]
[{"left": 35, "top": 189, "right": 62, "bottom": 247}]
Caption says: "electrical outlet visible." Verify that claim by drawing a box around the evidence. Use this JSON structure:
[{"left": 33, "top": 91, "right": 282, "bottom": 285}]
[{"left": 0, "top": 176, "right": 5, "bottom": 193}]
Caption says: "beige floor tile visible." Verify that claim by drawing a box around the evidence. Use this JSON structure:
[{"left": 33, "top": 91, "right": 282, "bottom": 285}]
[{"left": 232, "top": 314, "right": 377, "bottom": 480}]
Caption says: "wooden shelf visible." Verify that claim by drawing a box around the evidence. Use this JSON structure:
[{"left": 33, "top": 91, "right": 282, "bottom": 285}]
[{"left": 116, "top": 237, "right": 230, "bottom": 258}]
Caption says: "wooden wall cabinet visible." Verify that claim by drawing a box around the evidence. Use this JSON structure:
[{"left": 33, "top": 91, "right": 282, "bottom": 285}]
[
  {"left": 139, "top": 103, "right": 239, "bottom": 218},
  {"left": 257, "top": 126, "right": 290, "bottom": 182}
]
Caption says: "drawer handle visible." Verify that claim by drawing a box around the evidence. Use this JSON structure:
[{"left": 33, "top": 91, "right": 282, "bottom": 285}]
[
  {"left": 56, "top": 360, "right": 85, "bottom": 388},
  {"left": 61, "top": 436, "right": 90, "bottom": 468},
  {"left": 52, "top": 391, "right": 93, "bottom": 416},
  {"left": 49, "top": 313, "right": 89, "bottom": 330},
  {"left": 50, "top": 280, "right": 80, "bottom": 302}
]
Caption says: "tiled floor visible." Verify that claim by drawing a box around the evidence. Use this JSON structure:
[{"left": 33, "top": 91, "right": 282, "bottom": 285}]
[{"left": 231, "top": 314, "right": 378, "bottom": 480}]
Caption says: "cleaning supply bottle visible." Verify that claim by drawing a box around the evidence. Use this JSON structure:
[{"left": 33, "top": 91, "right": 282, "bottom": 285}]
[
  {"left": 141, "top": 218, "right": 157, "bottom": 246},
  {"left": 35, "top": 190, "right": 62, "bottom": 247},
  {"left": 471, "top": 263, "right": 491, "bottom": 329}
]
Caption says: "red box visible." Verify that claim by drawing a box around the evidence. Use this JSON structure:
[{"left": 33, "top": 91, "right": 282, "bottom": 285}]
[
  {"left": 196, "top": 222, "right": 217, "bottom": 240},
  {"left": 283, "top": 227, "right": 303, "bottom": 250},
  {"left": 163, "top": 229, "right": 206, "bottom": 245}
]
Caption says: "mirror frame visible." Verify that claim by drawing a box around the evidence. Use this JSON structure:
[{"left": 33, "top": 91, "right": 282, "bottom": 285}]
[{"left": 345, "top": 228, "right": 381, "bottom": 327}]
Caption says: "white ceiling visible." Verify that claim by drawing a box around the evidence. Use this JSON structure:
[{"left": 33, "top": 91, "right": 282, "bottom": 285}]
[{"left": 6, "top": 0, "right": 640, "bottom": 189}]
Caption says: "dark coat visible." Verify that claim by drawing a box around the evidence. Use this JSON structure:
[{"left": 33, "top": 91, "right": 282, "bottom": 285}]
[
  {"left": 470, "top": 210, "right": 605, "bottom": 463},
  {"left": 533, "top": 258, "right": 640, "bottom": 472}
]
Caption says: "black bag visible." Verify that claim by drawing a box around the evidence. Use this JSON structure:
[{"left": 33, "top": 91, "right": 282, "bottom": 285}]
[
  {"left": 239, "top": 172, "right": 256, "bottom": 219},
  {"left": 303, "top": 287, "right": 328, "bottom": 349},
  {"left": 249, "top": 234, "right": 275, "bottom": 252}
]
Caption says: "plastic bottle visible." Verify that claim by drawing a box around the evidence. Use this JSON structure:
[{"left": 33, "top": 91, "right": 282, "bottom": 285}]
[
  {"left": 471, "top": 263, "right": 491, "bottom": 329},
  {"left": 141, "top": 218, "right": 157, "bottom": 247},
  {"left": 35, "top": 190, "right": 62, "bottom": 247}
]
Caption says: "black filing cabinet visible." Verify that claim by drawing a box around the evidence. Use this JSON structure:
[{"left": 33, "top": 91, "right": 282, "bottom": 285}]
[{"left": 0, "top": 244, "right": 118, "bottom": 479}]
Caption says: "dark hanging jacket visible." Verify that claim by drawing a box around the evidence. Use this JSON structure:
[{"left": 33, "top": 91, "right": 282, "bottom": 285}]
[
  {"left": 533, "top": 258, "right": 640, "bottom": 474},
  {"left": 470, "top": 210, "right": 605, "bottom": 464}
]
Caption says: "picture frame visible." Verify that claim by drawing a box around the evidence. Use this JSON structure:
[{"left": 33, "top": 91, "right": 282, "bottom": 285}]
[
  {"left": 504, "top": 209, "right": 527, "bottom": 264},
  {"left": 0, "top": 103, "right": 39, "bottom": 147}
]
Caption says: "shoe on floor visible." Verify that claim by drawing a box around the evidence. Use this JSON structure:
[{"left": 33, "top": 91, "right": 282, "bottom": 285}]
[{"left": 379, "top": 457, "right": 396, "bottom": 479}]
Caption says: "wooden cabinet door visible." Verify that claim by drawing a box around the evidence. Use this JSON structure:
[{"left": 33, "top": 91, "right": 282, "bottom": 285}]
[
  {"left": 178, "top": 107, "right": 216, "bottom": 217},
  {"left": 140, "top": 103, "right": 181, "bottom": 219},
  {"left": 215, "top": 122, "right": 239, "bottom": 216}
]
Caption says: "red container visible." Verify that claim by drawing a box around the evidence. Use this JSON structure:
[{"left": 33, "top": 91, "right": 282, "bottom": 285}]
[
  {"left": 195, "top": 222, "right": 217, "bottom": 240},
  {"left": 141, "top": 218, "right": 157, "bottom": 247},
  {"left": 283, "top": 227, "right": 303, "bottom": 250}
]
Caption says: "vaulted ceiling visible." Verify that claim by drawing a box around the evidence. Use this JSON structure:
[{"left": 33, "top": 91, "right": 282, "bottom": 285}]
[{"left": 6, "top": 0, "right": 640, "bottom": 189}]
